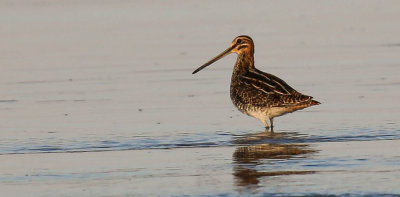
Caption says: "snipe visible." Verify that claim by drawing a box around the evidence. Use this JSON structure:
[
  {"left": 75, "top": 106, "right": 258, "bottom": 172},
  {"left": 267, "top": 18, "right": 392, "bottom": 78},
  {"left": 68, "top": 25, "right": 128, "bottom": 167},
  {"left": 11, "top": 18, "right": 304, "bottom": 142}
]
[{"left": 192, "top": 35, "right": 320, "bottom": 131}]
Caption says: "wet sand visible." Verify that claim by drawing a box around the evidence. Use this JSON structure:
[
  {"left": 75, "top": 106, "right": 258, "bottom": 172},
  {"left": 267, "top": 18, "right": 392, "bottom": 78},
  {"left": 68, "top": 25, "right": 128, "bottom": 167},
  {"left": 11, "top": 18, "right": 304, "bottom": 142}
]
[{"left": 1, "top": 0, "right": 400, "bottom": 196}]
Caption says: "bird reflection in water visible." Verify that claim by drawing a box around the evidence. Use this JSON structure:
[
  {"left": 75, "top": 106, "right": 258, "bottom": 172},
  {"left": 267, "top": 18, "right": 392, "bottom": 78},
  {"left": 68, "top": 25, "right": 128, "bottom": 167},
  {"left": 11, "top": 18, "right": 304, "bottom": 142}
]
[{"left": 232, "top": 132, "right": 316, "bottom": 187}]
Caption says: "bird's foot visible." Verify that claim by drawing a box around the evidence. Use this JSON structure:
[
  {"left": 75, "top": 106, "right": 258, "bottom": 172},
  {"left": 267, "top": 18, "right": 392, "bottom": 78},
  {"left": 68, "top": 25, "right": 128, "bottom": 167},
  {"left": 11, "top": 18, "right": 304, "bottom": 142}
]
[{"left": 264, "top": 126, "right": 274, "bottom": 133}]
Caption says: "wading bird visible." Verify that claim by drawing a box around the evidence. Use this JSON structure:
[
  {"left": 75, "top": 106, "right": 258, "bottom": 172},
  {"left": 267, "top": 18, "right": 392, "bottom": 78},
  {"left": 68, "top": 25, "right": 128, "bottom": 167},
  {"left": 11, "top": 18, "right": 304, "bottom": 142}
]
[{"left": 192, "top": 35, "right": 320, "bottom": 131}]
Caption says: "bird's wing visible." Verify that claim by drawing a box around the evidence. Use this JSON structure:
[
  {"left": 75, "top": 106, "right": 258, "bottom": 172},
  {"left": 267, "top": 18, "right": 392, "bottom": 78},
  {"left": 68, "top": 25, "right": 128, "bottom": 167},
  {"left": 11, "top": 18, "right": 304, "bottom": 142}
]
[
  {"left": 236, "top": 69, "right": 313, "bottom": 107},
  {"left": 239, "top": 68, "right": 296, "bottom": 95}
]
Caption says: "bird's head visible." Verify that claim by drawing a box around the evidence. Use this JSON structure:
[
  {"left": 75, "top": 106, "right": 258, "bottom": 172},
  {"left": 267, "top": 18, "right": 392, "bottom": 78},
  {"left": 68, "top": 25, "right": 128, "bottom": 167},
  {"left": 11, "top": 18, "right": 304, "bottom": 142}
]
[{"left": 192, "top": 35, "right": 254, "bottom": 74}]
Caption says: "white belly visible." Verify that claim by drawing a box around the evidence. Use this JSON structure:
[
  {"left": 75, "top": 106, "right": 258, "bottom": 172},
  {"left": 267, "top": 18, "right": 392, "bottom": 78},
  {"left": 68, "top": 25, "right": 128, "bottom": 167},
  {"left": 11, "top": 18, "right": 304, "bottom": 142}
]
[
  {"left": 247, "top": 109, "right": 269, "bottom": 125},
  {"left": 245, "top": 107, "right": 290, "bottom": 126},
  {"left": 266, "top": 107, "right": 290, "bottom": 118}
]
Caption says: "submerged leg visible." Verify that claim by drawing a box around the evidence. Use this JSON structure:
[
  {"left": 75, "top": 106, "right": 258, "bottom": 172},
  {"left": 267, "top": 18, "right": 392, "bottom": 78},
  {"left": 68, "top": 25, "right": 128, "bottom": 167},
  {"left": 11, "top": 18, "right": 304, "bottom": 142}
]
[
  {"left": 269, "top": 118, "right": 274, "bottom": 132},
  {"left": 262, "top": 119, "right": 270, "bottom": 131}
]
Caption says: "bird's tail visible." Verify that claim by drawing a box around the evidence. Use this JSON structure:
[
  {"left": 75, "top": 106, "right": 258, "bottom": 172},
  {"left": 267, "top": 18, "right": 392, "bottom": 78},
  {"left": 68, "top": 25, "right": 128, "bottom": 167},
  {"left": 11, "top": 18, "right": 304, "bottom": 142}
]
[
  {"left": 310, "top": 99, "right": 321, "bottom": 106},
  {"left": 280, "top": 99, "right": 320, "bottom": 115}
]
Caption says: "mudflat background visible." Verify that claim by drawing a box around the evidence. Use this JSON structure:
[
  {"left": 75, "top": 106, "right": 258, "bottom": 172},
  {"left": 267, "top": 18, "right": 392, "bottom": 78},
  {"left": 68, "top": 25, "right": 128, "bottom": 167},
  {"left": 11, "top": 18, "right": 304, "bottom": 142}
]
[{"left": 1, "top": 1, "right": 400, "bottom": 196}]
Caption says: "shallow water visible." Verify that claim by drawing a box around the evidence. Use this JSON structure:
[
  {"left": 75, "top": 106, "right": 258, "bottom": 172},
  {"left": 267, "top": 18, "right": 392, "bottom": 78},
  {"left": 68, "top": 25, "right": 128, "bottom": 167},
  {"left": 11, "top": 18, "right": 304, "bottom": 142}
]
[{"left": 1, "top": 0, "right": 400, "bottom": 196}]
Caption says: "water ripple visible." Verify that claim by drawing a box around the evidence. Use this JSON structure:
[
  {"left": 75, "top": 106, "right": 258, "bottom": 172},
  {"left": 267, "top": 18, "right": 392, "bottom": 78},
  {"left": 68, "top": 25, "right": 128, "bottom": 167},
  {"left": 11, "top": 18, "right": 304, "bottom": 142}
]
[{"left": 1, "top": 127, "right": 399, "bottom": 155}]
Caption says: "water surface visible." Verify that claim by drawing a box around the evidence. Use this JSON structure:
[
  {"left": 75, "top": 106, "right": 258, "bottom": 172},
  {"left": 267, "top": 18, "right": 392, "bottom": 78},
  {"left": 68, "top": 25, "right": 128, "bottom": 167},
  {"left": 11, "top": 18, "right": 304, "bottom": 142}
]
[{"left": 1, "top": 0, "right": 400, "bottom": 196}]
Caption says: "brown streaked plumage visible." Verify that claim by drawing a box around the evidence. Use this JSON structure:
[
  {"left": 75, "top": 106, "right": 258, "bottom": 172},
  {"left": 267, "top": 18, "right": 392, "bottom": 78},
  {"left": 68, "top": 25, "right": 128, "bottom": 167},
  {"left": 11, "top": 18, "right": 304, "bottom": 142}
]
[{"left": 192, "top": 35, "right": 320, "bottom": 131}]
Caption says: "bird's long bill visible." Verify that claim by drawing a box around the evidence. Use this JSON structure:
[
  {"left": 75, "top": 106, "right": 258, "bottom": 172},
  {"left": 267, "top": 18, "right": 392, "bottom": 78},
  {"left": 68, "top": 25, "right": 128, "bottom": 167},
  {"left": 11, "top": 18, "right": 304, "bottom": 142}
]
[{"left": 192, "top": 46, "right": 234, "bottom": 74}]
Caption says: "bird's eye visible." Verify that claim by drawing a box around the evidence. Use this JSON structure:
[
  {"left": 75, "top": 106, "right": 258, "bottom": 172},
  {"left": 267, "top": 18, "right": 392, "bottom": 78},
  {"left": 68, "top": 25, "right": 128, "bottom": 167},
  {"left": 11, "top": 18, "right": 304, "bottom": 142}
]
[{"left": 237, "top": 39, "right": 242, "bottom": 44}]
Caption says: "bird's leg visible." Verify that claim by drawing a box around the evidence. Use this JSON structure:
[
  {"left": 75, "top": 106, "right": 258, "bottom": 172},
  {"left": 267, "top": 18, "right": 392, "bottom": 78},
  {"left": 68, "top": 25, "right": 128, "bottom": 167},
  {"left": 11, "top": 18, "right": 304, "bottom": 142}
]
[
  {"left": 262, "top": 119, "right": 270, "bottom": 132},
  {"left": 269, "top": 118, "right": 274, "bottom": 132}
]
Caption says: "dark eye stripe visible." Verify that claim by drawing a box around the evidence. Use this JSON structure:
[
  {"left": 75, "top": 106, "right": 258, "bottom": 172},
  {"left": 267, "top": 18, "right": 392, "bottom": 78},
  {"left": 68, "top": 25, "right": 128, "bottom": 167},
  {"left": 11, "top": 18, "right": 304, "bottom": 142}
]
[{"left": 237, "top": 45, "right": 248, "bottom": 50}]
